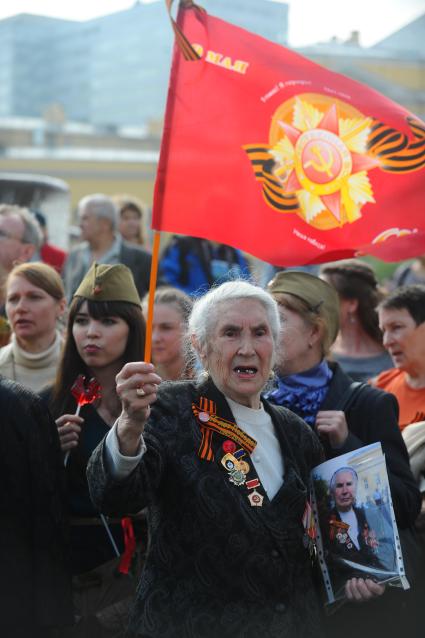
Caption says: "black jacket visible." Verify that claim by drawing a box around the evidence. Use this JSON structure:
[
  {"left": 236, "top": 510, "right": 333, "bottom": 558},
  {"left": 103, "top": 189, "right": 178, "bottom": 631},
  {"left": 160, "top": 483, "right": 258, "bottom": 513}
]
[
  {"left": 321, "top": 362, "right": 420, "bottom": 528},
  {"left": 0, "top": 377, "right": 72, "bottom": 638},
  {"left": 88, "top": 379, "right": 324, "bottom": 638},
  {"left": 317, "top": 364, "right": 423, "bottom": 638}
]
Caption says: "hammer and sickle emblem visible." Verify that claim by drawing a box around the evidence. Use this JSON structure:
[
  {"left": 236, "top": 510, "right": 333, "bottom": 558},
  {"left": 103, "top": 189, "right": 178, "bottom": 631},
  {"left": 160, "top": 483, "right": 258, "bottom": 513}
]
[{"left": 304, "top": 145, "right": 334, "bottom": 177}]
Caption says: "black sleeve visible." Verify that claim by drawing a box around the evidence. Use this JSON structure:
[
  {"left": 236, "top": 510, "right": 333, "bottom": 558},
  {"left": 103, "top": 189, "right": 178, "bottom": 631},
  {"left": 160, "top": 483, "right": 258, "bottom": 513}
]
[
  {"left": 338, "top": 387, "right": 420, "bottom": 528},
  {"left": 0, "top": 381, "right": 72, "bottom": 630}
]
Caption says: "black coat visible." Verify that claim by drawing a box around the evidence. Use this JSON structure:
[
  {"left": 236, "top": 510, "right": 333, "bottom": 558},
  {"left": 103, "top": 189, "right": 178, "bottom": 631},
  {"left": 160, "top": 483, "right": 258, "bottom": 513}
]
[
  {"left": 88, "top": 379, "right": 324, "bottom": 638},
  {"left": 318, "top": 364, "right": 423, "bottom": 638},
  {"left": 325, "top": 506, "right": 385, "bottom": 589},
  {"left": 320, "top": 362, "right": 420, "bottom": 528},
  {"left": 119, "top": 241, "right": 152, "bottom": 298},
  {"left": 0, "top": 377, "right": 72, "bottom": 638}
]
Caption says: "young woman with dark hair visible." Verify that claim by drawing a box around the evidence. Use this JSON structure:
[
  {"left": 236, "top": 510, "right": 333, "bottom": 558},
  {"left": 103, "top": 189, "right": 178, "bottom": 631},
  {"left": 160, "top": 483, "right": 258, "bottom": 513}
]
[
  {"left": 47, "top": 262, "right": 146, "bottom": 637},
  {"left": 320, "top": 259, "right": 392, "bottom": 382}
]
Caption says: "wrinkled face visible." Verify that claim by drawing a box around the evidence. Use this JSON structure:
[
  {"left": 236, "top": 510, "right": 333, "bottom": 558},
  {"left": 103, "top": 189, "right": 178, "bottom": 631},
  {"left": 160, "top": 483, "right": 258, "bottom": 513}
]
[
  {"left": 6, "top": 275, "right": 64, "bottom": 344},
  {"left": 0, "top": 214, "right": 28, "bottom": 272},
  {"left": 333, "top": 471, "right": 357, "bottom": 512},
  {"left": 72, "top": 301, "right": 129, "bottom": 371},
  {"left": 200, "top": 299, "right": 274, "bottom": 408},
  {"left": 379, "top": 307, "right": 423, "bottom": 372},
  {"left": 272, "top": 293, "right": 316, "bottom": 374},
  {"left": 119, "top": 208, "right": 141, "bottom": 242},
  {"left": 78, "top": 207, "right": 103, "bottom": 242},
  {"left": 150, "top": 302, "right": 185, "bottom": 367}
]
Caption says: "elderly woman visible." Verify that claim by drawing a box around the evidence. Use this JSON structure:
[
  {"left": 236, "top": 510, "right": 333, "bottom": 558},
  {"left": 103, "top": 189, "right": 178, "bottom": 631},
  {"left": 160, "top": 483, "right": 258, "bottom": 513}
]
[
  {"left": 0, "top": 261, "right": 66, "bottom": 392},
  {"left": 87, "top": 280, "right": 325, "bottom": 638},
  {"left": 265, "top": 270, "right": 421, "bottom": 638}
]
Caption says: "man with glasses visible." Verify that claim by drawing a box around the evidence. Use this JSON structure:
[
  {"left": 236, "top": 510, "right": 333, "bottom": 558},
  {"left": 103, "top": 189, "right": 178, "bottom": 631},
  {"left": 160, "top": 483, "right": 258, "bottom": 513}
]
[{"left": 0, "top": 204, "right": 42, "bottom": 314}]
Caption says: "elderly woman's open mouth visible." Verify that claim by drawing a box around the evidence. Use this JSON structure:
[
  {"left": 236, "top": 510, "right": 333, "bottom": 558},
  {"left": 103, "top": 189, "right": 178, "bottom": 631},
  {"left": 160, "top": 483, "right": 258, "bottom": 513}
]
[{"left": 234, "top": 366, "right": 258, "bottom": 377}]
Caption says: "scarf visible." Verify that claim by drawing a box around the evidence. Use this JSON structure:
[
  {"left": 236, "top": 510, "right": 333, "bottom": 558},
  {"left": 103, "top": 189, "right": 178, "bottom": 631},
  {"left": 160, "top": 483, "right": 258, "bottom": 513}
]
[{"left": 264, "top": 360, "right": 333, "bottom": 426}]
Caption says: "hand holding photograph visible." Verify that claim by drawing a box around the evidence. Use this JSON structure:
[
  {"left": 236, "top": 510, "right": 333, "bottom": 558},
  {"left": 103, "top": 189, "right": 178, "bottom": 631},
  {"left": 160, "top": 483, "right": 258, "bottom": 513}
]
[{"left": 311, "top": 442, "right": 410, "bottom": 609}]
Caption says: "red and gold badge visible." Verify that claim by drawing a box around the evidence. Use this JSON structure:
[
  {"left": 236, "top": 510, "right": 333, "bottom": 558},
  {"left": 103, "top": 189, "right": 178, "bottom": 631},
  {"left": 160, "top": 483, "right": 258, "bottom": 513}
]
[{"left": 244, "top": 93, "right": 425, "bottom": 231}]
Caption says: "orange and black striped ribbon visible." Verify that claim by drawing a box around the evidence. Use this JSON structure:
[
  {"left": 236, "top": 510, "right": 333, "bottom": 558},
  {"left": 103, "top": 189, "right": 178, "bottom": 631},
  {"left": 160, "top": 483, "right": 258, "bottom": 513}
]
[
  {"left": 196, "top": 396, "right": 216, "bottom": 461},
  {"left": 165, "top": 0, "right": 205, "bottom": 61},
  {"left": 192, "top": 399, "right": 257, "bottom": 461},
  {"left": 243, "top": 144, "right": 300, "bottom": 214},
  {"left": 368, "top": 116, "right": 425, "bottom": 172}
]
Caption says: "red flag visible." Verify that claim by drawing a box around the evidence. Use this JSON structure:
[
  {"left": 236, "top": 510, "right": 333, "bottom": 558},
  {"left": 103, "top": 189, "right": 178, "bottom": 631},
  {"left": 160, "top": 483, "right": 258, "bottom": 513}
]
[{"left": 153, "top": 5, "right": 425, "bottom": 266}]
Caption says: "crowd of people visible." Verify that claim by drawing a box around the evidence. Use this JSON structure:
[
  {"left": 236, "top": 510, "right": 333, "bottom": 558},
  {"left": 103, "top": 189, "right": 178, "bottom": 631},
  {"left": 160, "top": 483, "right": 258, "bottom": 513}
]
[{"left": 0, "top": 194, "right": 424, "bottom": 638}]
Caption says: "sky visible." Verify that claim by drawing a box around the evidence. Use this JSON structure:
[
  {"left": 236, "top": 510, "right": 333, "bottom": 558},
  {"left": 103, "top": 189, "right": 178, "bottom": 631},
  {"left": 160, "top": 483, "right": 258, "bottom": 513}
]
[{"left": 0, "top": 0, "right": 423, "bottom": 47}]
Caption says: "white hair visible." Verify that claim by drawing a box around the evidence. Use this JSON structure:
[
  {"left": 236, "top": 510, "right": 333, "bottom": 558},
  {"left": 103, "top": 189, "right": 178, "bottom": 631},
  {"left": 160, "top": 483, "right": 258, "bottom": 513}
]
[
  {"left": 0, "top": 204, "right": 42, "bottom": 249},
  {"left": 78, "top": 193, "right": 118, "bottom": 231},
  {"left": 188, "top": 280, "right": 280, "bottom": 370},
  {"left": 329, "top": 467, "right": 358, "bottom": 495}
]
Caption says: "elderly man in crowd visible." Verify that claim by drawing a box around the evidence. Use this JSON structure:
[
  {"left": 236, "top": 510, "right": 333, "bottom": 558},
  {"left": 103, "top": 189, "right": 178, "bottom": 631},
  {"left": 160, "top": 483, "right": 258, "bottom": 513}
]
[
  {"left": 0, "top": 204, "right": 42, "bottom": 314},
  {"left": 62, "top": 193, "right": 152, "bottom": 301}
]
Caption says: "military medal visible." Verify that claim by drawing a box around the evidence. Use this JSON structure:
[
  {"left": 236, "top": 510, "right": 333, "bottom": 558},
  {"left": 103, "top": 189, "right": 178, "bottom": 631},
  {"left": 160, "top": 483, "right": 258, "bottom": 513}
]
[
  {"left": 222, "top": 439, "right": 237, "bottom": 454},
  {"left": 302, "top": 500, "right": 317, "bottom": 558},
  {"left": 246, "top": 478, "right": 264, "bottom": 507},
  {"left": 238, "top": 460, "right": 250, "bottom": 475},
  {"left": 221, "top": 452, "right": 247, "bottom": 486},
  {"left": 248, "top": 490, "right": 264, "bottom": 507}
]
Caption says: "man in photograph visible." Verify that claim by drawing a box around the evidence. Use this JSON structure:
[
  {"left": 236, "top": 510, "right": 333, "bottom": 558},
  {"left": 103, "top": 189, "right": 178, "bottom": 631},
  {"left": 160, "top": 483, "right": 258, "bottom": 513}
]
[{"left": 327, "top": 467, "right": 384, "bottom": 572}]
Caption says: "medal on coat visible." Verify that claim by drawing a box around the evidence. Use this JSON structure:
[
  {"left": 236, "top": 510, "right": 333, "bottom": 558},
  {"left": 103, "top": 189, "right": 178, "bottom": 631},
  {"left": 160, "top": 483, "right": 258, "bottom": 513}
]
[
  {"left": 246, "top": 478, "right": 264, "bottom": 507},
  {"left": 363, "top": 523, "right": 379, "bottom": 552},
  {"left": 193, "top": 398, "right": 257, "bottom": 462},
  {"left": 329, "top": 516, "right": 350, "bottom": 544},
  {"left": 302, "top": 500, "right": 317, "bottom": 558},
  {"left": 221, "top": 452, "right": 247, "bottom": 486}
]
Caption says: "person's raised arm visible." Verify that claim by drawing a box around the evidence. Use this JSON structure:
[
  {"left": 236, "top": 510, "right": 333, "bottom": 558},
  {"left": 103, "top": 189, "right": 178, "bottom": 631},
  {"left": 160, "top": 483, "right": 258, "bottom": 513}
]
[{"left": 115, "top": 361, "right": 162, "bottom": 456}]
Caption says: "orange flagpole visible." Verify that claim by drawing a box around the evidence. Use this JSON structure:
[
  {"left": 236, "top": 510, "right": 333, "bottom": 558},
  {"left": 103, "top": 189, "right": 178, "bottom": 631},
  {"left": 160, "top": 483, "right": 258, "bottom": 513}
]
[
  {"left": 143, "top": 1, "right": 202, "bottom": 364},
  {"left": 143, "top": 230, "right": 161, "bottom": 363}
]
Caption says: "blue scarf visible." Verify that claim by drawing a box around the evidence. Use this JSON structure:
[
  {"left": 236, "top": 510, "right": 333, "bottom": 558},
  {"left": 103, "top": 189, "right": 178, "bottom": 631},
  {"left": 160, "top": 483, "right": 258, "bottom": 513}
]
[{"left": 264, "top": 360, "right": 333, "bottom": 427}]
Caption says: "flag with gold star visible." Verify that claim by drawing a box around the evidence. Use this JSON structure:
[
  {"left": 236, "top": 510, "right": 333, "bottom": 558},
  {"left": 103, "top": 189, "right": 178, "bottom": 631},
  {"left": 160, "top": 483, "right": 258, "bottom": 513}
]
[{"left": 153, "top": 3, "right": 425, "bottom": 266}]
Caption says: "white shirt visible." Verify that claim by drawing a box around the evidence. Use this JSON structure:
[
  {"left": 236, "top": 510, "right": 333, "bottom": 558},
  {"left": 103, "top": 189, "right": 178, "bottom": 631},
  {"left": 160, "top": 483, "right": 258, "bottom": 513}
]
[
  {"left": 226, "top": 397, "right": 284, "bottom": 499},
  {"left": 105, "top": 395, "right": 285, "bottom": 499}
]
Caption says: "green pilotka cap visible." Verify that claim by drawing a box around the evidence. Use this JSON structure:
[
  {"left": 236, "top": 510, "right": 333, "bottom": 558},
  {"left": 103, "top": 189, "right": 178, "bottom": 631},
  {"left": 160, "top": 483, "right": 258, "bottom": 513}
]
[
  {"left": 267, "top": 270, "right": 340, "bottom": 344},
  {"left": 73, "top": 263, "right": 141, "bottom": 306}
]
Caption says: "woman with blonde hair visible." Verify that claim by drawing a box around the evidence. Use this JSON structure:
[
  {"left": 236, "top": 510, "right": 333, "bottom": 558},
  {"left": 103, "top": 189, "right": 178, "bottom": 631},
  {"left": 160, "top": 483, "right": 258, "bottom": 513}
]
[
  {"left": 113, "top": 194, "right": 149, "bottom": 248},
  {"left": 142, "top": 286, "right": 193, "bottom": 381},
  {"left": 0, "top": 261, "right": 66, "bottom": 392}
]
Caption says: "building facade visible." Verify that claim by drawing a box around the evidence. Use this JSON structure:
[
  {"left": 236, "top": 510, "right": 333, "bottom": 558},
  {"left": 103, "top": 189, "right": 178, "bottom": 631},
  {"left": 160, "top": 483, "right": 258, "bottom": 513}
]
[
  {"left": 297, "top": 13, "right": 425, "bottom": 120},
  {"left": 0, "top": 0, "right": 288, "bottom": 128}
]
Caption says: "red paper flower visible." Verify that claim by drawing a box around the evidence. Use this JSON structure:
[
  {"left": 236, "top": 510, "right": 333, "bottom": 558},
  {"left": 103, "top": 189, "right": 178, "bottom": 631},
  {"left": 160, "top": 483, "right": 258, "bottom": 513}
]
[{"left": 71, "top": 374, "right": 101, "bottom": 407}]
